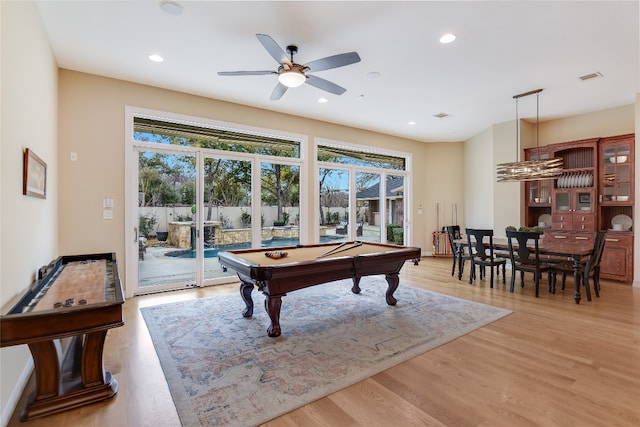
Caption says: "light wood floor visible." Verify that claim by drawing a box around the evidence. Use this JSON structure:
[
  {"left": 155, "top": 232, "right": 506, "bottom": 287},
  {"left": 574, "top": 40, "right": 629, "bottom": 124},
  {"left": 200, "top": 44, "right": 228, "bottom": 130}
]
[{"left": 8, "top": 257, "right": 640, "bottom": 427}]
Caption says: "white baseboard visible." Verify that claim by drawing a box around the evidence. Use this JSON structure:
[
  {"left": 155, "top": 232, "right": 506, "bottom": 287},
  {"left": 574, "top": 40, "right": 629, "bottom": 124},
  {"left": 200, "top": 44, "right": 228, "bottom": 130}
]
[{"left": 1, "top": 359, "right": 33, "bottom": 427}]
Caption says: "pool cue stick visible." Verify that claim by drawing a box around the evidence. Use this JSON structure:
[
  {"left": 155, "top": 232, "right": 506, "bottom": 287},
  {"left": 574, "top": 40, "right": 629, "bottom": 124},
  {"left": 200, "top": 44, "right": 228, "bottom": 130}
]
[
  {"left": 316, "top": 241, "right": 350, "bottom": 258},
  {"left": 317, "top": 241, "right": 362, "bottom": 258}
]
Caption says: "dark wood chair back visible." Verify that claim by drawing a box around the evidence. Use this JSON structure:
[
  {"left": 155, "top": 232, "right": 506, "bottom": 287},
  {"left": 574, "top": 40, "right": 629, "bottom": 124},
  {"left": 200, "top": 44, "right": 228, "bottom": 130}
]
[
  {"left": 586, "top": 231, "right": 607, "bottom": 272},
  {"left": 505, "top": 229, "right": 555, "bottom": 297},
  {"left": 505, "top": 230, "right": 542, "bottom": 267},
  {"left": 443, "top": 225, "right": 461, "bottom": 241},
  {"left": 465, "top": 228, "right": 495, "bottom": 261},
  {"left": 465, "top": 228, "right": 506, "bottom": 287},
  {"left": 556, "top": 231, "right": 607, "bottom": 299},
  {"left": 443, "top": 225, "right": 466, "bottom": 279}
]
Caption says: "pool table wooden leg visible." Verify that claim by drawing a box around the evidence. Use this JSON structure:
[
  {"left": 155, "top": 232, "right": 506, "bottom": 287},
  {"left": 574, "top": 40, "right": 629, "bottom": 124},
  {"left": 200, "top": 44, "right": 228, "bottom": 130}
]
[
  {"left": 264, "top": 296, "right": 282, "bottom": 337},
  {"left": 384, "top": 273, "right": 399, "bottom": 305},
  {"left": 351, "top": 276, "right": 362, "bottom": 294},
  {"left": 238, "top": 274, "right": 254, "bottom": 318}
]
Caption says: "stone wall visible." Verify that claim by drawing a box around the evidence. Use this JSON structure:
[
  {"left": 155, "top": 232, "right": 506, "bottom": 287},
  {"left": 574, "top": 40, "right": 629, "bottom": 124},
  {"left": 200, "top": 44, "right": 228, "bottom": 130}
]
[{"left": 168, "top": 222, "right": 304, "bottom": 248}]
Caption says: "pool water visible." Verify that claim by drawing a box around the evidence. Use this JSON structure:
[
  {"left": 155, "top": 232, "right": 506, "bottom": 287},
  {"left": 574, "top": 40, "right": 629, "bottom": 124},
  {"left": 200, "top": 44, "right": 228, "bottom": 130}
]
[{"left": 166, "top": 236, "right": 343, "bottom": 259}]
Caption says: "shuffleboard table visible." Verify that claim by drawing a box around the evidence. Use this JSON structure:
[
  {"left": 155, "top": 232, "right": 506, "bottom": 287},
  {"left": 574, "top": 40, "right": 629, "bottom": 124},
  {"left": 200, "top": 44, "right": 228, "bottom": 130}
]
[
  {"left": 218, "top": 241, "right": 421, "bottom": 337},
  {"left": 0, "top": 253, "right": 124, "bottom": 420}
]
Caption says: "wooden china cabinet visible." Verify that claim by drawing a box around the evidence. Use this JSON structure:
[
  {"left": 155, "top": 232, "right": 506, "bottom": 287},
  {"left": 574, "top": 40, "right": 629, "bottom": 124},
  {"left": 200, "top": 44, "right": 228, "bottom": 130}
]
[
  {"left": 525, "top": 146, "right": 554, "bottom": 219},
  {"left": 598, "top": 133, "right": 634, "bottom": 282},
  {"left": 524, "top": 133, "right": 634, "bottom": 283}
]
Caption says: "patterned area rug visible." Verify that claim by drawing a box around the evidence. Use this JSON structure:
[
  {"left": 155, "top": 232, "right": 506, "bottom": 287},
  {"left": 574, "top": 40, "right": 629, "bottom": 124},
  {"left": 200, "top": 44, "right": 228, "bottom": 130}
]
[{"left": 141, "top": 276, "right": 511, "bottom": 426}]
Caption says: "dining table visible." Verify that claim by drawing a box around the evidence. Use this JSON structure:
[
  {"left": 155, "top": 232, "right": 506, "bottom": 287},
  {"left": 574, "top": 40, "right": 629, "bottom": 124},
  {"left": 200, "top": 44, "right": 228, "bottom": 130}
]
[{"left": 453, "top": 236, "right": 594, "bottom": 304}]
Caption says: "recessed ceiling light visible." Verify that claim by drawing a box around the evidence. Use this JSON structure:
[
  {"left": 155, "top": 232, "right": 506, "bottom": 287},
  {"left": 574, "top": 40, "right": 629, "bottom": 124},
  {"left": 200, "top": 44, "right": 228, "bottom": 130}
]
[
  {"left": 439, "top": 33, "right": 456, "bottom": 44},
  {"left": 433, "top": 112, "right": 451, "bottom": 119},
  {"left": 318, "top": 97, "right": 328, "bottom": 103},
  {"left": 148, "top": 54, "right": 164, "bottom": 63},
  {"left": 160, "top": 0, "right": 184, "bottom": 16},
  {"left": 366, "top": 71, "right": 382, "bottom": 79},
  {"left": 408, "top": 121, "right": 416, "bottom": 125}
]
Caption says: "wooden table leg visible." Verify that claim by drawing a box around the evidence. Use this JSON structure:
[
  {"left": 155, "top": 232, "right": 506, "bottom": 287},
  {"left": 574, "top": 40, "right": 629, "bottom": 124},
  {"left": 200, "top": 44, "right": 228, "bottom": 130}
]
[
  {"left": 22, "top": 334, "right": 118, "bottom": 421},
  {"left": 28, "top": 341, "right": 61, "bottom": 401},
  {"left": 572, "top": 256, "right": 582, "bottom": 304},
  {"left": 264, "top": 295, "right": 282, "bottom": 337},
  {"left": 238, "top": 274, "right": 254, "bottom": 317},
  {"left": 351, "top": 276, "right": 362, "bottom": 294},
  {"left": 384, "top": 273, "right": 399, "bottom": 305}
]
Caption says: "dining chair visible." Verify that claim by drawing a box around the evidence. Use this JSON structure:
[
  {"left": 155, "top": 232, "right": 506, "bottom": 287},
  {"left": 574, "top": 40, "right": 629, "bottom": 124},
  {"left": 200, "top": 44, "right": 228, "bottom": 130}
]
[
  {"left": 465, "top": 228, "right": 506, "bottom": 287},
  {"left": 505, "top": 230, "right": 556, "bottom": 298},
  {"left": 444, "top": 225, "right": 469, "bottom": 280},
  {"left": 553, "top": 231, "right": 607, "bottom": 299}
]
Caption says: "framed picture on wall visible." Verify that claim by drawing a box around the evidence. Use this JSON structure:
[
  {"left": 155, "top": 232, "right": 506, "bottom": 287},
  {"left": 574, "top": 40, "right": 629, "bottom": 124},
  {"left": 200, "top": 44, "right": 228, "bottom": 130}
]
[{"left": 23, "top": 148, "right": 47, "bottom": 199}]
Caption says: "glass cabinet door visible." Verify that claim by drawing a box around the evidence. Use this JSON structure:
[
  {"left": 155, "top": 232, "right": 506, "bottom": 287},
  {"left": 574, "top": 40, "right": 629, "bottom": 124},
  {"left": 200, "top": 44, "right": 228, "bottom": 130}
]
[
  {"left": 526, "top": 150, "right": 552, "bottom": 205},
  {"left": 601, "top": 143, "right": 631, "bottom": 202},
  {"left": 574, "top": 189, "right": 594, "bottom": 212},
  {"left": 554, "top": 190, "right": 570, "bottom": 212}
]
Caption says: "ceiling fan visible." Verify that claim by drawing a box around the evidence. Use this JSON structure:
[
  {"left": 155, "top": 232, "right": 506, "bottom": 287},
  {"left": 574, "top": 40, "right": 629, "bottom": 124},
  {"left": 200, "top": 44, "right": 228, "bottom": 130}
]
[{"left": 217, "top": 34, "right": 361, "bottom": 101}]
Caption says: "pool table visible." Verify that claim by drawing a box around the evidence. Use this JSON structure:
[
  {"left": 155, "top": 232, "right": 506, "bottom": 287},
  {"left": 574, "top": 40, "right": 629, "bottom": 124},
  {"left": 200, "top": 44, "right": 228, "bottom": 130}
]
[{"left": 218, "top": 241, "right": 421, "bottom": 337}]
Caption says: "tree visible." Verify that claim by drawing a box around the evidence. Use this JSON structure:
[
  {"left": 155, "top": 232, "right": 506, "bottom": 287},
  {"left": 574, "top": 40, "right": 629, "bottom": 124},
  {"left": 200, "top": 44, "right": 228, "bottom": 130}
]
[
  {"left": 318, "top": 167, "right": 347, "bottom": 225},
  {"left": 261, "top": 163, "right": 299, "bottom": 221}
]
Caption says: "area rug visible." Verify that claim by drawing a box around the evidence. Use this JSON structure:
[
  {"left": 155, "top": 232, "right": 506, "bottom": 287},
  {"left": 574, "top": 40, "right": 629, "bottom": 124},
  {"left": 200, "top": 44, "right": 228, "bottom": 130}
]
[{"left": 141, "top": 276, "right": 511, "bottom": 426}]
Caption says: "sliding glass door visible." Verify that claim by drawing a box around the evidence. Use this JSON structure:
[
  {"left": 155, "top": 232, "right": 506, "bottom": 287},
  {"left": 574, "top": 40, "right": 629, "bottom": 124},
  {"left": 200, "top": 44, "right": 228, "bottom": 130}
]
[
  {"left": 137, "top": 149, "right": 197, "bottom": 292},
  {"left": 201, "top": 156, "right": 253, "bottom": 282},
  {"left": 261, "top": 161, "right": 300, "bottom": 246},
  {"left": 317, "top": 143, "right": 409, "bottom": 246},
  {"left": 318, "top": 167, "right": 350, "bottom": 242}
]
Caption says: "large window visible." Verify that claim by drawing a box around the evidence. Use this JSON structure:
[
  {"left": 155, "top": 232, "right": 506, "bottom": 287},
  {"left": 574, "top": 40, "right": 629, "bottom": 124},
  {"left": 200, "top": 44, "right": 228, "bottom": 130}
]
[
  {"left": 126, "top": 110, "right": 411, "bottom": 296},
  {"left": 128, "top": 112, "right": 305, "bottom": 294},
  {"left": 317, "top": 142, "right": 410, "bottom": 245},
  {"left": 134, "top": 117, "right": 300, "bottom": 157}
]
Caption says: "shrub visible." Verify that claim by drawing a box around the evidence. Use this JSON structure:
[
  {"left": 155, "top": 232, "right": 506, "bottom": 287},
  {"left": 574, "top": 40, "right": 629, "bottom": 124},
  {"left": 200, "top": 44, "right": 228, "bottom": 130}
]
[
  {"left": 508, "top": 225, "right": 543, "bottom": 234},
  {"left": 240, "top": 209, "right": 251, "bottom": 227},
  {"left": 386, "top": 224, "right": 403, "bottom": 244},
  {"left": 139, "top": 213, "right": 158, "bottom": 238},
  {"left": 392, "top": 227, "right": 404, "bottom": 245}
]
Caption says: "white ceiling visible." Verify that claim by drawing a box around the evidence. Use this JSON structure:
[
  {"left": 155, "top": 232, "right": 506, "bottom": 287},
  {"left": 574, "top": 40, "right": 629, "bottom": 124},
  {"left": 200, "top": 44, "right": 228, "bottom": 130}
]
[{"left": 36, "top": 1, "right": 639, "bottom": 143}]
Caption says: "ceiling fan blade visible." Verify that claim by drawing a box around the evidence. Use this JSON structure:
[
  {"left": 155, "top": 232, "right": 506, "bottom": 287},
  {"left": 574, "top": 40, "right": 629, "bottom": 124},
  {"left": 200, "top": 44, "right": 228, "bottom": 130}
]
[
  {"left": 256, "top": 34, "right": 291, "bottom": 66},
  {"left": 270, "top": 82, "right": 288, "bottom": 101},
  {"left": 305, "top": 52, "right": 361, "bottom": 72},
  {"left": 217, "top": 71, "right": 276, "bottom": 76},
  {"left": 305, "top": 75, "right": 346, "bottom": 95}
]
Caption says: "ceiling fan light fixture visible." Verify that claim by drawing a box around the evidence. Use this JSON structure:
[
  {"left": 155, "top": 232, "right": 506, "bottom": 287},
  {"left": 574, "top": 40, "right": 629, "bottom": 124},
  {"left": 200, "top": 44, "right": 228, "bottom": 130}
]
[{"left": 278, "top": 70, "right": 306, "bottom": 88}]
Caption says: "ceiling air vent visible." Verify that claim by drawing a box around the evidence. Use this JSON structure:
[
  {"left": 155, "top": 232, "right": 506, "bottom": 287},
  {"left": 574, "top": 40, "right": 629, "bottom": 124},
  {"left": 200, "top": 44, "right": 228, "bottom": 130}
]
[
  {"left": 579, "top": 72, "right": 603, "bottom": 81},
  {"left": 433, "top": 113, "right": 450, "bottom": 119}
]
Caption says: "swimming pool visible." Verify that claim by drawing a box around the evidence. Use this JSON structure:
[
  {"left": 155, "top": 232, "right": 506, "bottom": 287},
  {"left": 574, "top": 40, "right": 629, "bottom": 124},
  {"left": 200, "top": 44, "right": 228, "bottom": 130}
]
[{"left": 166, "top": 236, "right": 343, "bottom": 259}]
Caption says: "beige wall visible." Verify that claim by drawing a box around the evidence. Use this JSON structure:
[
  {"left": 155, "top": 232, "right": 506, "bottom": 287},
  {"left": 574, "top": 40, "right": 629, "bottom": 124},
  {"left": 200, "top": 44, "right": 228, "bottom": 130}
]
[
  {"left": 0, "top": 1, "right": 59, "bottom": 421},
  {"left": 464, "top": 126, "right": 494, "bottom": 230},
  {"left": 58, "top": 70, "right": 463, "bottom": 274},
  {"left": 540, "top": 104, "right": 635, "bottom": 145}
]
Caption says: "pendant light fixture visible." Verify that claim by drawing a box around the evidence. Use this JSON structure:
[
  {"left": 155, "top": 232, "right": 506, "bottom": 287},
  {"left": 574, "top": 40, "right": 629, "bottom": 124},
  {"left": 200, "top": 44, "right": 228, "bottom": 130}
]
[{"left": 496, "top": 88, "right": 563, "bottom": 182}]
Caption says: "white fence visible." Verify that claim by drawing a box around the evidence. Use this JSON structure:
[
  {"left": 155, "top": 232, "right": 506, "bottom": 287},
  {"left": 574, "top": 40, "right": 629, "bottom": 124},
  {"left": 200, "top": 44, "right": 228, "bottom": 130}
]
[{"left": 139, "top": 206, "right": 351, "bottom": 234}]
